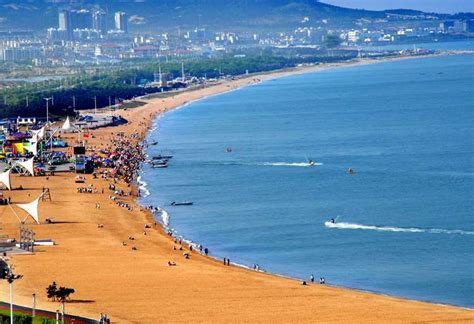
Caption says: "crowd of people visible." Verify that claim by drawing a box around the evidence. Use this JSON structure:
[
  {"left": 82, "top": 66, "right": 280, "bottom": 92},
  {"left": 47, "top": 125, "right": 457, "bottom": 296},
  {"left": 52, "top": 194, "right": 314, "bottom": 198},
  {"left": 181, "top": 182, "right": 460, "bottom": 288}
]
[{"left": 77, "top": 185, "right": 98, "bottom": 194}]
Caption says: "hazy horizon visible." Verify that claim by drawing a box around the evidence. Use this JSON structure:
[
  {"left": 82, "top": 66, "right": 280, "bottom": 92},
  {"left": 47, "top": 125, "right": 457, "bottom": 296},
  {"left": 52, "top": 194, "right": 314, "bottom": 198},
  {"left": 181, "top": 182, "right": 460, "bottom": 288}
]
[{"left": 323, "top": 0, "right": 474, "bottom": 14}]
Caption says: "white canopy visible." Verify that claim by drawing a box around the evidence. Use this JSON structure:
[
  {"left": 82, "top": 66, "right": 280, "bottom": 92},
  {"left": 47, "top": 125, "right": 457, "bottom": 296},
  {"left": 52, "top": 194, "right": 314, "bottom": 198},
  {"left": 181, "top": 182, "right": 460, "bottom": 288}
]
[
  {"left": 24, "top": 141, "right": 38, "bottom": 156},
  {"left": 15, "top": 157, "right": 35, "bottom": 176},
  {"left": 31, "top": 127, "right": 45, "bottom": 140},
  {"left": 16, "top": 196, "right": 41, "bottom": 224},
  {"left": 62, "top": 116, "right": 72, "bottom": 131},
  {"left": 0, "top": 169, "right": 11, "bottom": 190}
]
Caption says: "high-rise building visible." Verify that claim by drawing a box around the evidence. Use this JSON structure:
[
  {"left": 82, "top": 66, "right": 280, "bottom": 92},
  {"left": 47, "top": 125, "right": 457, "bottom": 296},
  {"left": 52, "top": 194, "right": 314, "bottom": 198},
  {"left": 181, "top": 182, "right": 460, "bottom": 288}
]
[
  {"left": 58, "top": 10, "right": 73, "bottom": 40},
  {"left": 58, "top": 10, "right": 70, "bottom": 31},
  {"left": 114, "top": 12, "right": 128, "bottom": 33},
  {"left": 70, "top": 9, "right": 92, "bottom": 30},
  {"left": 92, "top": 10, "right": 108, "bottom": 35}
]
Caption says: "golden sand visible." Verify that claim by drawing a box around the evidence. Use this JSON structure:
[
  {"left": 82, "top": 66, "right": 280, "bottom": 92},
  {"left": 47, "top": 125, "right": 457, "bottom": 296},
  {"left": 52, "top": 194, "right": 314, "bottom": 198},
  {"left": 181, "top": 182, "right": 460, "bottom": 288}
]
[{"left": 0, "top": 57, "right": 472, "bottom": 323}]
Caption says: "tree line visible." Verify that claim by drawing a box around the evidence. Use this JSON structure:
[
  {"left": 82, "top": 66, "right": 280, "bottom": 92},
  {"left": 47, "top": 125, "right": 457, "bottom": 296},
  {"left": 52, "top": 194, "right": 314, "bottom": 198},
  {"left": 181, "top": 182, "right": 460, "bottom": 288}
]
[{"left": 0, "top": 52, "right": 357, "bottom": 119}]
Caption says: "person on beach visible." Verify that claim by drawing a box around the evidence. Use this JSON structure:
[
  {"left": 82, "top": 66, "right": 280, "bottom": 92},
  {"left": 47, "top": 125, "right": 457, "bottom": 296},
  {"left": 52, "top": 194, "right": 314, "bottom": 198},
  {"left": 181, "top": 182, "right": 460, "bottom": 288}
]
[
  {"left": 310, "top": 274, "right": 314, "bottom": 283},
  {"left": 204, "top": 248, "right": 208, "bottom": 256}
]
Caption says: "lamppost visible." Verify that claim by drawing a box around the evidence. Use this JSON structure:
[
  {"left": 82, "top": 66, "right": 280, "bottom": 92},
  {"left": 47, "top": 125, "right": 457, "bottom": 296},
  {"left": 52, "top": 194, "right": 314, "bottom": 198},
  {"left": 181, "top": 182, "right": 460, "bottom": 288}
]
[
  {"left": 44, "top": 97, "right": 52, "bottom": 124},
  {"left": 32, "top": 293, "right": 36, "bottom": 318},
  {"left": 4, "top": 266, "right": 23, "bottom": 324}
]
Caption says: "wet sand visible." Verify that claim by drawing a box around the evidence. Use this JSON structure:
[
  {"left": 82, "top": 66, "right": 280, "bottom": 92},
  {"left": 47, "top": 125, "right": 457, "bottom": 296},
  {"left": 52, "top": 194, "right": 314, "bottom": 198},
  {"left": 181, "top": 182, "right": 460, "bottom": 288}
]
[{"left": 0, "top": 55, "right": 473, "bottom": 323}]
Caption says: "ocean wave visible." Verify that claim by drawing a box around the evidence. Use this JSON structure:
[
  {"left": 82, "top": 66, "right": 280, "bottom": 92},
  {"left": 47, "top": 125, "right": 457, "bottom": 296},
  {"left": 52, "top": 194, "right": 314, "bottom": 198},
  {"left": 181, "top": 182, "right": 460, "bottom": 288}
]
[
  {"left": 324, "top": 221, "right": 474, "bottom": 235},
  {"left": 136, "top": 176, "right": 150, "bottom": 197},
  {"left": 155, "top": 208, "right": 170, "bottom": 227}
]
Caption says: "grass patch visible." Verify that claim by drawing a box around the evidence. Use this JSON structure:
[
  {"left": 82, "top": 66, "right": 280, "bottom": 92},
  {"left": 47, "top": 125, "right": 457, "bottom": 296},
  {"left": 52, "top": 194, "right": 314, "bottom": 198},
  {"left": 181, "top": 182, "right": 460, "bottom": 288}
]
[{"left": 0, "top": 309, "right": 56, "bottom": 323}]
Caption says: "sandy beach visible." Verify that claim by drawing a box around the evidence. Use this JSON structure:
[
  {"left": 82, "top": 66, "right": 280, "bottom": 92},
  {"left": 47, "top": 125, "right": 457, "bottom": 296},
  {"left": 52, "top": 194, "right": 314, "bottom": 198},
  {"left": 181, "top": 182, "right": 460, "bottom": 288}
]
[{"left": 0, "top": 54, "right": 473, "bottom": 323}]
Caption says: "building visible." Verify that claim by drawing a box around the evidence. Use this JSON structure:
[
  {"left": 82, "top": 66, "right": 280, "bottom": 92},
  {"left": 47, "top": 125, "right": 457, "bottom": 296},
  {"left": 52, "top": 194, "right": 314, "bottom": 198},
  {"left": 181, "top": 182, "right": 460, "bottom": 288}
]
[
  {"left": 16, "top": 117, "right": 37, "bottom": 126},
  {"left": 114, "top": 12, "right": 128, "bottom": 33},
  {"left": 348, "top": 30, "right": 360, "bottom": 43},
  {"left": 92, "top": 10, "right": 108, "bottom": 35},
  {"left": 58, "top": 10, "right": 70, "bottom": 31},
  {"left": 58, "top": 10, "right": 72, "bottom": 40},
  {"left": 452, "top": 21, "right": 467, "bottom": 33},
  {"left": 58, "top": 9, "right": 93, "bottom": 40},
  {"left": 133, "top": 45, "right": 160, "bottom": 58},
  {"left": 1, "top": 47, "right": 42, "bottom": 62},
  {"left": 70, "top": 9, "right": 92, "bottom": 30}
]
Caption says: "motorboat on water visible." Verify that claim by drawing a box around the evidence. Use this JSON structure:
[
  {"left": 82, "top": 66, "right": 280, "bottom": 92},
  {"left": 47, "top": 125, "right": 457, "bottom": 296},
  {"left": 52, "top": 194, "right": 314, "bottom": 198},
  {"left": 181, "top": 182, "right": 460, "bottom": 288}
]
[
  {"left": 152, "top": 164, "right": 168, "bottom": 169},
  {"left": 151, "top": 160, "right": 168, "bottom": 165},
  {"left": 308, "top": 160, "right": 317, "bottom": 166},
  {"left": 171, "top": 201, "right": 193, "bottom": 206},
  {"left": 149, "top": 141, "right": 158, "bottom": 146},
  {"left": 152, "top": 154, "right": 173, "bottom": 160}
]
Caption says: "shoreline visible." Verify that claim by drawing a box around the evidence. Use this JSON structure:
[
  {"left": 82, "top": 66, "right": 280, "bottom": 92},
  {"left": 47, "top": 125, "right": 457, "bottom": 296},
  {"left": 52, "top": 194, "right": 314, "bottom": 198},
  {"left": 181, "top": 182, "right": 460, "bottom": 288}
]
[
  {"left": 0, "top": 52, "right": 473, "bottom": 322},
  {"left": 138, "top": 51, "right": 474, "bottom": 306}
]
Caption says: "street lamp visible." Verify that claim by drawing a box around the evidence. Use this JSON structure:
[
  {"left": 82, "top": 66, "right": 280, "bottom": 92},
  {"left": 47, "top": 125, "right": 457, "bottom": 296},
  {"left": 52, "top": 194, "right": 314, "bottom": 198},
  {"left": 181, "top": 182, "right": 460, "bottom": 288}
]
[
  {"left": 44, "top": 97, "right": 52, "bottom": 124},
  {"left": 32, "top": 293, "right": 36, "bottom": 318},
  {"left": 4, "top": 266, "right": 23, "bottom": 324}
]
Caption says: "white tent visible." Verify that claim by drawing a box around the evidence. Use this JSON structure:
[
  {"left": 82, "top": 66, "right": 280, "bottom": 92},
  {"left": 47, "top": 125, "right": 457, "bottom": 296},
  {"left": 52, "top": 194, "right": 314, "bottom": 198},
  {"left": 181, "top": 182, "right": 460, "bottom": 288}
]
[
  {"left": 15, "top": 157, "right": 35, "bottom": 176},
  {"left": 0, "top": 169, "right": 11, "bottom": 190},
  {"left": 16, "top": 196, "right": 41, "bottom": 224},
  {"left": 24, "top": 141, "right": 38, "bottom": 156},
  {"left": 62, "top": 116, "right": 72, "bottom": 131}
]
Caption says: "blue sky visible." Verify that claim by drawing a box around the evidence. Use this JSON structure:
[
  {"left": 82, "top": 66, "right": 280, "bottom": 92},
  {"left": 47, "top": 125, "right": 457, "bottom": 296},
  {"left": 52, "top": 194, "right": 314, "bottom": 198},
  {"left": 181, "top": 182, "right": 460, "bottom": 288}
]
[{"left": 322, "top": 0, "right": 474, "bottom": 14}]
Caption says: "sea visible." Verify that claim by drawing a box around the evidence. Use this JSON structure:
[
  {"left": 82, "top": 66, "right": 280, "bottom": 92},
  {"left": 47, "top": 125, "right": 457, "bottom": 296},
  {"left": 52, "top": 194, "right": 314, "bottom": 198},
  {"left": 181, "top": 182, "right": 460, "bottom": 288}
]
[{"left": 139, "top": 41, "right": 474, "bottom": 307}]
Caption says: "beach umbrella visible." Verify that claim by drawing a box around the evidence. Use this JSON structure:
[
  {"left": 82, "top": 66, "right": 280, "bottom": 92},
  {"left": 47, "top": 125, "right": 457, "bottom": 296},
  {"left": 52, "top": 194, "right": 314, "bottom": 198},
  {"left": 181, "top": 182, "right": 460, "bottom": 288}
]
[
  {"left": 0, "top": 169, "right": 12, "bottom": 190},
  {"left": 16, "top": 195, "right": 41, "bottom": 224}
]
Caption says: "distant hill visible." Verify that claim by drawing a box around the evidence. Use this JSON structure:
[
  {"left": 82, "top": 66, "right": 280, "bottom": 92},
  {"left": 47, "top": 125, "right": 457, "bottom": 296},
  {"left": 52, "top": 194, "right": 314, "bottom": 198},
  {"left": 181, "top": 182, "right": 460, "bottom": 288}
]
[
  {"left": 0, "top": 0, "right": 468, "bottom": 32},
  {"left": 0, "top": 0, "right": 385, "bottom": 32}
]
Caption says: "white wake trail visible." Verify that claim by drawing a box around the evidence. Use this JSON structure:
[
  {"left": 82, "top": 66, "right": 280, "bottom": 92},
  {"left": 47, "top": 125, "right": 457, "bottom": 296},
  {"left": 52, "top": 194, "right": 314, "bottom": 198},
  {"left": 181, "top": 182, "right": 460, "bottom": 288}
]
[
  {"left": 324, "top": 222, "right": 474, "bottom": 235},
  {"left": 261, "top": 162, "right": 323, "bottom": 167}
]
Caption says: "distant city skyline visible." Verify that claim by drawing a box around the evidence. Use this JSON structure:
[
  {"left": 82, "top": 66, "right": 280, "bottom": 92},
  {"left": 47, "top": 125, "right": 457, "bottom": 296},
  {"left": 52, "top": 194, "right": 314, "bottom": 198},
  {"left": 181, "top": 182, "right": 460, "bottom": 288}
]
[{"left": 322, "top": 0, "right": 474, "bottom": 14}]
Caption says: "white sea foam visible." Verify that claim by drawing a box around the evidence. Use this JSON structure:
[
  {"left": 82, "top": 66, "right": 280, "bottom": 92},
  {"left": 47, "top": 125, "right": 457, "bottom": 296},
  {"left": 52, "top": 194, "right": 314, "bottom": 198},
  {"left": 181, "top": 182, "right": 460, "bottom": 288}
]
[
  {"left": 324, "top": 221, "right": 474, "bottom": 235},
  {"left": 261, "top": 162, "right": 323, "bottom": 167},
  {"left": 136, "top": 176, "right": 150, "bottom": 197},
  {"left": 155, "top": 208, "right": 170, "bottom": 227}
]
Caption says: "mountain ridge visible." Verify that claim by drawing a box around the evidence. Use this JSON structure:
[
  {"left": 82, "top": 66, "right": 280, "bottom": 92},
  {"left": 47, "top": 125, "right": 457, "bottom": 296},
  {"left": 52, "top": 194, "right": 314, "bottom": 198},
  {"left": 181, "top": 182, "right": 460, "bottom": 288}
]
[{"left": 0, "top": 0, "right": 469, "bottom": 32}]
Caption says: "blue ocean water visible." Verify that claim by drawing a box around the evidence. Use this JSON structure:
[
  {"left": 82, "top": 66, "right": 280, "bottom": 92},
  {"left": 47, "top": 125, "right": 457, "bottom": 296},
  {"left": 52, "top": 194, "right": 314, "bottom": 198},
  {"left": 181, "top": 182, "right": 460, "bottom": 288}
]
[{"left": 139, "top": 53, "right": 474, "bottom": 307}]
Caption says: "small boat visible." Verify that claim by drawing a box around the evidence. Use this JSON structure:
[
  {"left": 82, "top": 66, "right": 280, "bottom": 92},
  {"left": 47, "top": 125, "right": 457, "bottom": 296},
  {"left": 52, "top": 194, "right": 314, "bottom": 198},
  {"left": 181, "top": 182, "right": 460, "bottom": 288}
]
[
  {"left": 152, "top": 154, "right": 173, "bottom": 160},
  {"left": 308, "top": 160, "right": 316, "bottom": 166},
  {"left": 171, "top": 201, "right": 193, "bottom": 206},
  {"left": 151, "top": 160, "right": 168, "bottom": 166},
  {"left": 152, "top": 164, "right": 168, "bottom": 169},
  {"left": 149, "top": 141, "right": 158, "bottom": 146}
]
